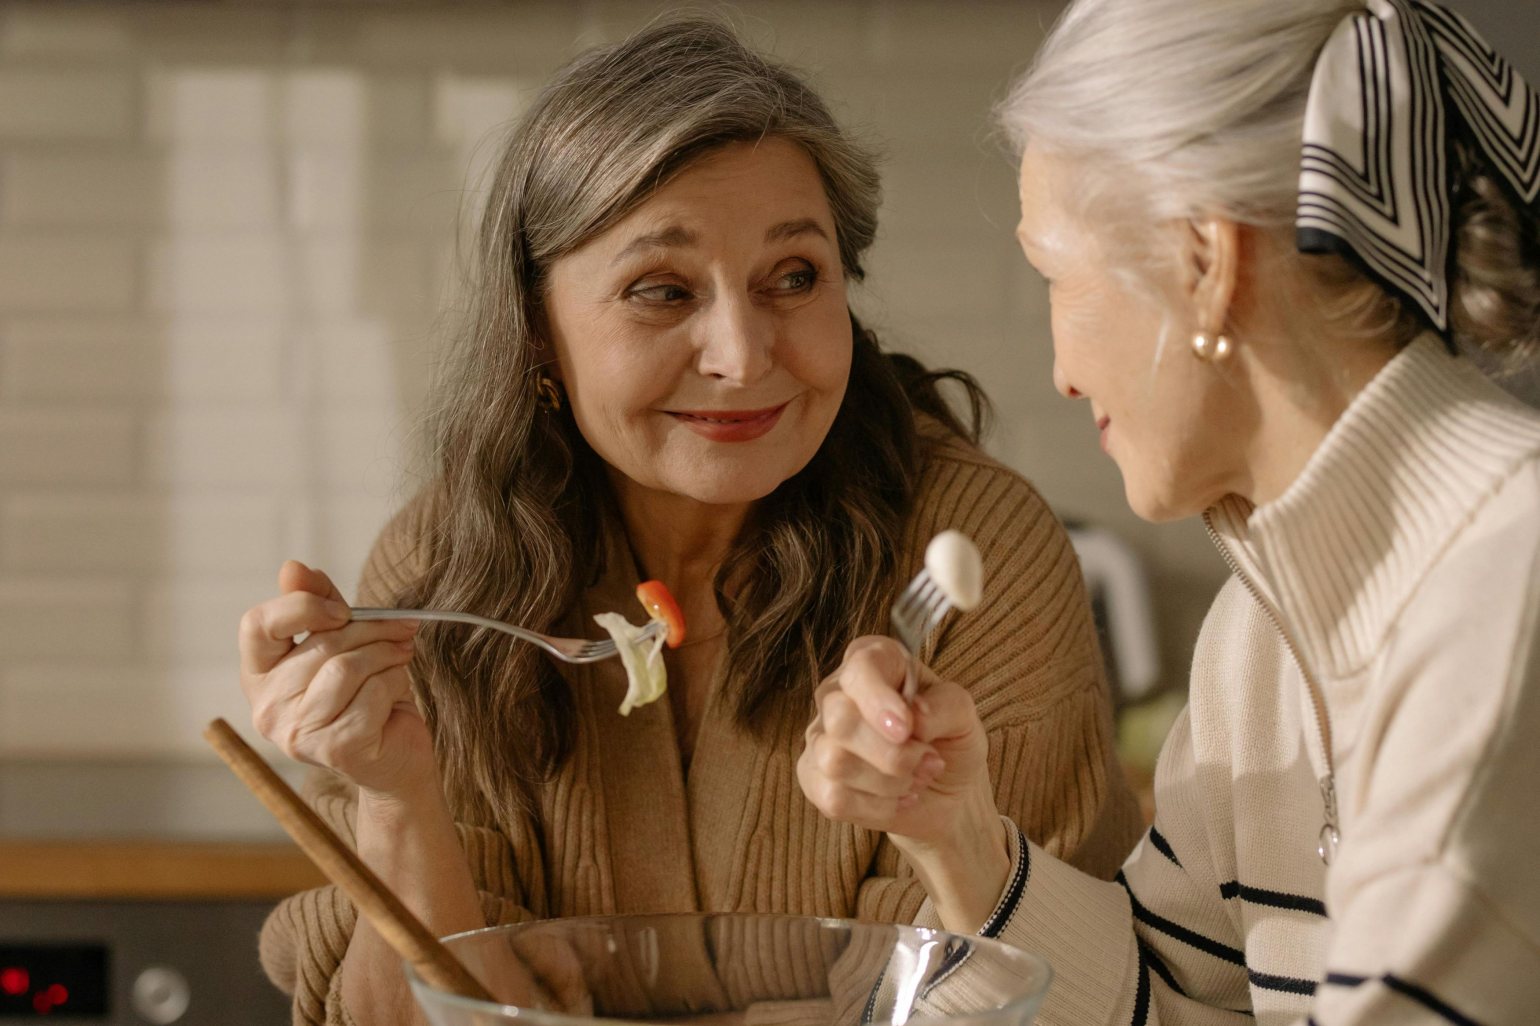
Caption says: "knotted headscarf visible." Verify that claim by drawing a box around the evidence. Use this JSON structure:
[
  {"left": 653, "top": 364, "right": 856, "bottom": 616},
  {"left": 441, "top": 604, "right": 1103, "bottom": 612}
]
[{"left": 1297, "top": 0, "right": 1539, "bottom": 335}]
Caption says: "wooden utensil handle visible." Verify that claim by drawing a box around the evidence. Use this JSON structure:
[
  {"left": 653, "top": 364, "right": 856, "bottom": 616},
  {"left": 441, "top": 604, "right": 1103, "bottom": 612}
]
[{"left": 203, "top": 718, "right": 495, "bottom": 1004}]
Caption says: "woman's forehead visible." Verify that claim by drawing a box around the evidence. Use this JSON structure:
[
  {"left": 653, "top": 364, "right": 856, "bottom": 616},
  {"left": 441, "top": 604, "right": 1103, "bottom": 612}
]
[
  {"left": 1015, "top": 147, "right": 1073, "bottom": 255},
  {"left": 586, "top": 140, "right": 836, "bottom": 256}
]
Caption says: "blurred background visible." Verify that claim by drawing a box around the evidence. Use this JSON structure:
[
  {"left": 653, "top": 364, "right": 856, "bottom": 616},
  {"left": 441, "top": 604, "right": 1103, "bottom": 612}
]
[
  {"left": 3, "top": 0, "right": 1531, "bottom": 757},
  {"left": 0, "top": 1, "right": 1534, "bottom": 1020},
  {"left": 0, "top": 0, "right": 1202, "bottom": 772}
]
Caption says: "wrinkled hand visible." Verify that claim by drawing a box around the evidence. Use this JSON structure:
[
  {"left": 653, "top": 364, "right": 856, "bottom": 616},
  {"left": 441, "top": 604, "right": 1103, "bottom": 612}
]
[
  {"left": 239, "top": 560, "right": 435, "bottom": 798},
  {"left": 798, "top": 636, "right": 992, "bottom": 848}
]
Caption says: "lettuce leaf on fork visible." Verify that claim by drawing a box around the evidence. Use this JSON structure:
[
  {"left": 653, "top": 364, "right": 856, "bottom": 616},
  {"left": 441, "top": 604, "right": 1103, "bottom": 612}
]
[{"left": 593, "top": 612, "right": 668, "bottom": 716}]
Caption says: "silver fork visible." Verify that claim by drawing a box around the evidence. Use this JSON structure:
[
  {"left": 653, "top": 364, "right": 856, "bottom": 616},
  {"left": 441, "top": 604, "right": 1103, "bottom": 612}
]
[
  {"left": 350, "top": 607, "right": 665, "bottom": 665},
  {"left": 889, "top": 570, "right": 955, "bottom": 702}
]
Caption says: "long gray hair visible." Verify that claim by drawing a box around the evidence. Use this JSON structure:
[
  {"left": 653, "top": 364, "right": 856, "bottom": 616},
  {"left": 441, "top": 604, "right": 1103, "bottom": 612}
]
[
  {"left": 401, "top": 17, "right": 985, "bottom": 826},
  {"left": 1000, "top": 0, "right": 1539, "bottom": 363}
]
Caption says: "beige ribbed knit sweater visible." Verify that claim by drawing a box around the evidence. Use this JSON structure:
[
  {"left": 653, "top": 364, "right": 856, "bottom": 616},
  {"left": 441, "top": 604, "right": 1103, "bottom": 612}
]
[
  {"left": 927, "top": 337, "right": 1540, "bottom": 1025},
  {"left": 258, "top": 428, "right": 1143, "bottom": 1026}
]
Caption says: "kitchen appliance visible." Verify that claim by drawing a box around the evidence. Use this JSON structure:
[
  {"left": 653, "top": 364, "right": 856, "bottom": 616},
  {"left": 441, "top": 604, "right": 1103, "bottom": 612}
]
[
  {"left": 0, "top": 902, "right": 286, "bottom": 1025},
  {"left": 0, "top": 761, "right": 307, "bottom": 1026},
  {"left": 1067, "top": 524, "right": 1160, "bottom": 703}
]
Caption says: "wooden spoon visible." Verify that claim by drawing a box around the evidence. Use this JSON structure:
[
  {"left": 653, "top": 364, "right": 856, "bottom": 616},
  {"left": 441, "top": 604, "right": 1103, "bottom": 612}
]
[{"left": 203, "top": 718, "right": 495, "bottom": 1004}]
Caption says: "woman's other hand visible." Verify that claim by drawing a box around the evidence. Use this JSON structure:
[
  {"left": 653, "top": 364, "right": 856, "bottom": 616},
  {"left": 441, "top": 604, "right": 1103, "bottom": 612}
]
[
  {"left": 798, "top": 636, "right": 1011, "bottom": 931},
  {"left": 238, "top": 560, "right": 434, "bottom": 800}
]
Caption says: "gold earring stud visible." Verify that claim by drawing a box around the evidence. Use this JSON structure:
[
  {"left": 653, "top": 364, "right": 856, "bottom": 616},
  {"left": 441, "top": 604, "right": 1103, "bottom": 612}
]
[
  {"left": 1191, "top": 332, "right": 1233, "bottom": 362},
  {"left": 535, "top": 375, "right": 564, "bottom": 412}
]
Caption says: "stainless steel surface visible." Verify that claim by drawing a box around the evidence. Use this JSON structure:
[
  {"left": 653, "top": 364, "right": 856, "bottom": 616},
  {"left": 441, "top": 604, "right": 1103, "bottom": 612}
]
[
  {"left": 0, "top": 763, "right": 308, "bottom": 1024},
  {"left": 0, "top": 901, "right": 289, "bottom": 1026},
  {"left": 131, "top": 966, "right": 191, "bottom": 1025}
]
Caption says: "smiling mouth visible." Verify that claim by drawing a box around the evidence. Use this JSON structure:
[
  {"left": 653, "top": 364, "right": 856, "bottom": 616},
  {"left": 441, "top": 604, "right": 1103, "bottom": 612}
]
[
  {"left": 669, "top": 404, "right": 787, "bottom": 424},
  {"left": 665, "top": 402, "right": 791, "bottom": 443}
]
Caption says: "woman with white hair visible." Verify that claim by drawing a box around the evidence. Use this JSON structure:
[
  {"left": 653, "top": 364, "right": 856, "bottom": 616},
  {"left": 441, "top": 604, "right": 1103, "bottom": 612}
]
[{"left": 799, "top": 1, "right": 1540, "bottom": 1022}]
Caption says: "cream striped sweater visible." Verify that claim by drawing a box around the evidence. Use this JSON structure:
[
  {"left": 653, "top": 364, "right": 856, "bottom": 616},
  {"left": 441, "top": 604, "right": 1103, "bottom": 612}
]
[
  {"left": 934, "top": 337, "right": 1540, "bottom": 1025},
  {"left": 257, "top": 428, "right": 1143, "bottom": 1026}
]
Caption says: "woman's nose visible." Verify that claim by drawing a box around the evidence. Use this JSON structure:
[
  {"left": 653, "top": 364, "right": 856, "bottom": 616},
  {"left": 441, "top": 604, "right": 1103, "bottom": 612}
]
[{"left": 696, "top": 294, "right": 774, "bottom": 384}]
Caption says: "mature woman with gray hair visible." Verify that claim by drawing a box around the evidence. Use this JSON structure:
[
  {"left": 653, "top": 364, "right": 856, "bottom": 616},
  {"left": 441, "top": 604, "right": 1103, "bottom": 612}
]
[
  {"left": 801, "top": 0, "right": 1540, "bottom": 1023},
  {"left": 235, "top": 17, "right": 1141, "bottom": 1026}
]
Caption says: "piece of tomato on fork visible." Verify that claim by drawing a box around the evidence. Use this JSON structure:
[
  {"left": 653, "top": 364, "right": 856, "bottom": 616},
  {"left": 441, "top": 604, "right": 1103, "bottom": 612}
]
[{"left": 635, "top": 580, "right": 686, "bottom": 648}]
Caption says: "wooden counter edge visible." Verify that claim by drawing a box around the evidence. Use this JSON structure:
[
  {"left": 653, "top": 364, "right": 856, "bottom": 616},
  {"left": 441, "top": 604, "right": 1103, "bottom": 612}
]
[{"left": 0, "top": 840, "right": 328, "bottom": 900}]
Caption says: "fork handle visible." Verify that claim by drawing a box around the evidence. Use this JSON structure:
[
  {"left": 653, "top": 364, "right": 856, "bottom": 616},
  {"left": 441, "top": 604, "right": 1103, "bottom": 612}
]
[
  {"left": 351, "top": 607, "right": 502, "bottom": 632},
  {"left": 900, "top": 650, "right": 920, "bottom": 703},
  {"left": 351, "top": 607, "right": 428, "bottom": 621}
]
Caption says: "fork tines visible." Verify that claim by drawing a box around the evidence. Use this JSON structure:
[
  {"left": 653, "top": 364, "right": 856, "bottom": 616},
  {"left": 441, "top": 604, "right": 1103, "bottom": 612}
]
[{"left": 892, "top": 570, "right": 952, "bottom": 649}]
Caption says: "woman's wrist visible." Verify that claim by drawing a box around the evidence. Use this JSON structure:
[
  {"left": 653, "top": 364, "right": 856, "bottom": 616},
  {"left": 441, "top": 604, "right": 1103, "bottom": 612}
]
[
  {"left": 892, "top": 785, "right": 1012, "bottom": 934},
  {"left": 354, "top": 772, "right": 484, "bottom": 934},
  {"left": 343, "top": 770, "right": 480, "bottom": 1026},
  {"left": 357, "top": 766, "right": 451, "bottom": 823}
]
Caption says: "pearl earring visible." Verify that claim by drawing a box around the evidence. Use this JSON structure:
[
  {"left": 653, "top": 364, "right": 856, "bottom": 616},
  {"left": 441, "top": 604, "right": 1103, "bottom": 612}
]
[{"left": 1191, "top": 332, "right": 1233, "bottom": 362}]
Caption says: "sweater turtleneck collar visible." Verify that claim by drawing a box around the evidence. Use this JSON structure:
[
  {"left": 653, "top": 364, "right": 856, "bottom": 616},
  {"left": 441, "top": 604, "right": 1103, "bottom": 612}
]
[{"left": 1205, "top": 334, "right": 1540, "bottom": 686}]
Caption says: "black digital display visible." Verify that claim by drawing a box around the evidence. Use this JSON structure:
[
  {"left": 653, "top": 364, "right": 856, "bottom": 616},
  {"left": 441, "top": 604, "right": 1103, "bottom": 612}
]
[{"left": 0, "top": 946, "right": 108, "bottom": 1018}]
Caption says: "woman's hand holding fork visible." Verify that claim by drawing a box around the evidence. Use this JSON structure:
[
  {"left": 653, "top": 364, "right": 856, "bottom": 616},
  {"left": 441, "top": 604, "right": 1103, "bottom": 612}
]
[
  {"left": 797, "top": 636, "right": 1011, "bottom": 934},
  {"left": 238, "top": 559, "right": 434, "bottom": 801},
  {"left": 239, "top": 560, "right": 483, "bottom": 1026}
]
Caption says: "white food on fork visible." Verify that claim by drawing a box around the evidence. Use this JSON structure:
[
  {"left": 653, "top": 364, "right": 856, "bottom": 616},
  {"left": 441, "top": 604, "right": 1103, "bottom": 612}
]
[
  {"left": 593, "top": 612, "right": 668, "bottom": 715},
  {"left": 924, "top": 530, "right": 983, "bottom": 610}
]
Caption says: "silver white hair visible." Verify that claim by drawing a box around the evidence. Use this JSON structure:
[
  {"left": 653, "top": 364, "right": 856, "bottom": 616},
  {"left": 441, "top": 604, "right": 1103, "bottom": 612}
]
[
  {"left": 1000, "top": 0, "right": 1539, "bottom": 361},
  {"left": 1001, "top": 0, "right": 1366, "bottom": 227}
]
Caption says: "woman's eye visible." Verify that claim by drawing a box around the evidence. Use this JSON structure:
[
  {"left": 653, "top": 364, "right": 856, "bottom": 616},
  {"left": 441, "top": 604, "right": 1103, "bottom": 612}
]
[
  {"left": 774, "top": 266, "right": 818, "bottom": 293},
  {"left": 628, "top": 282, "right": 692, "bottom": 303}
]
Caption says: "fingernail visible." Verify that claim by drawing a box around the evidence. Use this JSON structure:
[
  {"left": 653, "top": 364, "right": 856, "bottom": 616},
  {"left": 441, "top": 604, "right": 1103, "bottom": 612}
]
[
  {"left": 395, "top": 639, "right": 416, "bottom": 653},
  {"left": 915, "top": 696, "right": 934, "bottom": 718},
  {"left": 897, "top": 793, "right": 920, "bottom": 810},
  {"left": 919, "top": 753, "right": 944, "bottom": 778},
  {"left": 399, "top": 619, "right": 421, "bottom": 633},
  {"left": 323, "top": 599, "right": 350, "bottom": 620},
  {"left": 880, "top": 710, "right": 910, "bottom": 741}
]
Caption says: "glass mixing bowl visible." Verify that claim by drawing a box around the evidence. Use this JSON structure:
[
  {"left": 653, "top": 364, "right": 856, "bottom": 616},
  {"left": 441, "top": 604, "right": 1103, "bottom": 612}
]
[{"left": 407, "top": 913, "right": 1051, "bottom": 1026}]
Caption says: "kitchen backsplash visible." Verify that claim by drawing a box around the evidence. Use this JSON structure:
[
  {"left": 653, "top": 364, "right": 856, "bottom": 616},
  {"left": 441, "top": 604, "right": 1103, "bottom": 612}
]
[{"left": 0, "top": 0, "right": 1232, "bottom": 759}]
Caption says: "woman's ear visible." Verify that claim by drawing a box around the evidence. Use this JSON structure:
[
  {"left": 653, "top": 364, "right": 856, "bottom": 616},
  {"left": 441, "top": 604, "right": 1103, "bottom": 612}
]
[{"left": 1185, "top": 214, "right": 1241, "bottom": 334}]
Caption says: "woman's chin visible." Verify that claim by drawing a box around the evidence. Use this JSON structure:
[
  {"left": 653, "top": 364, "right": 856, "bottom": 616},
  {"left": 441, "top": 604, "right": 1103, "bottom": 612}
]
[
  {"left": 1123, "top": 478, "right": 1202, "bottom": 524},
  {"left": 650, "top": 446, "right": 819, "bottom": 507},
  {"left": 667, "top": 473, "right": 790, "bottom": 507}
]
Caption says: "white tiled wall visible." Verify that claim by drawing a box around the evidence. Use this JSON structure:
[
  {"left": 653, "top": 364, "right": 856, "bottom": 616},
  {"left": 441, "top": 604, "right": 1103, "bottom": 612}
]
[{"left": 0, "top": 0, "right": 1229, "bottom": 759}]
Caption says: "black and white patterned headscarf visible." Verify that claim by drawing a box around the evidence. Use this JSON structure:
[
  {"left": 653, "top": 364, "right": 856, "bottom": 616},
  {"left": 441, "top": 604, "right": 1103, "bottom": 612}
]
[{"left": 1297, "top": 0, "right": 1539, "bottom": 335}]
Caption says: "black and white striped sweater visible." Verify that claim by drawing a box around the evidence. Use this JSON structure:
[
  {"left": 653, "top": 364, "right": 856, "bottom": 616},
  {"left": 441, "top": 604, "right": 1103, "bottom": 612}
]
[{"left": 921, "top": 336, "right": 1540, "bottom": 1026}]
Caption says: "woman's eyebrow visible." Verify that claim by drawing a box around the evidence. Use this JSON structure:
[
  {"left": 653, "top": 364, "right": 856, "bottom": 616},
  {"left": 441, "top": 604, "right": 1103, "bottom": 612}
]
[
  {"left": 766, "top": 218, "right": 829, "bottom": 243},
  {"left": 614, "top": 225, "right": 697, "bottom": 263},
  {"left": 611, "top": 218, "right": 828, "bottom": 266}
]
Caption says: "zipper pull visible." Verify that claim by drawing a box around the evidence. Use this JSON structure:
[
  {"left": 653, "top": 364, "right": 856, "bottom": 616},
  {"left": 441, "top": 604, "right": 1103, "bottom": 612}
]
[{"left": 1317, "top": 774, "right": 1341, "bottom": 865}]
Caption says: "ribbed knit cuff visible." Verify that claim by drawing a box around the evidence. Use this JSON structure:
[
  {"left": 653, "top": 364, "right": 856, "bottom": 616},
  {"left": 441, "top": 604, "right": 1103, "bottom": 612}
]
[
  {"left": 907, "top": 817, "right": 1029, "bottom": 937},
  {"left": 992, "top": 820, "right": 1136, "bottom": 1026},
  {"left": 978, "top": 818, "right": 1030, "bottom": 938}
]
